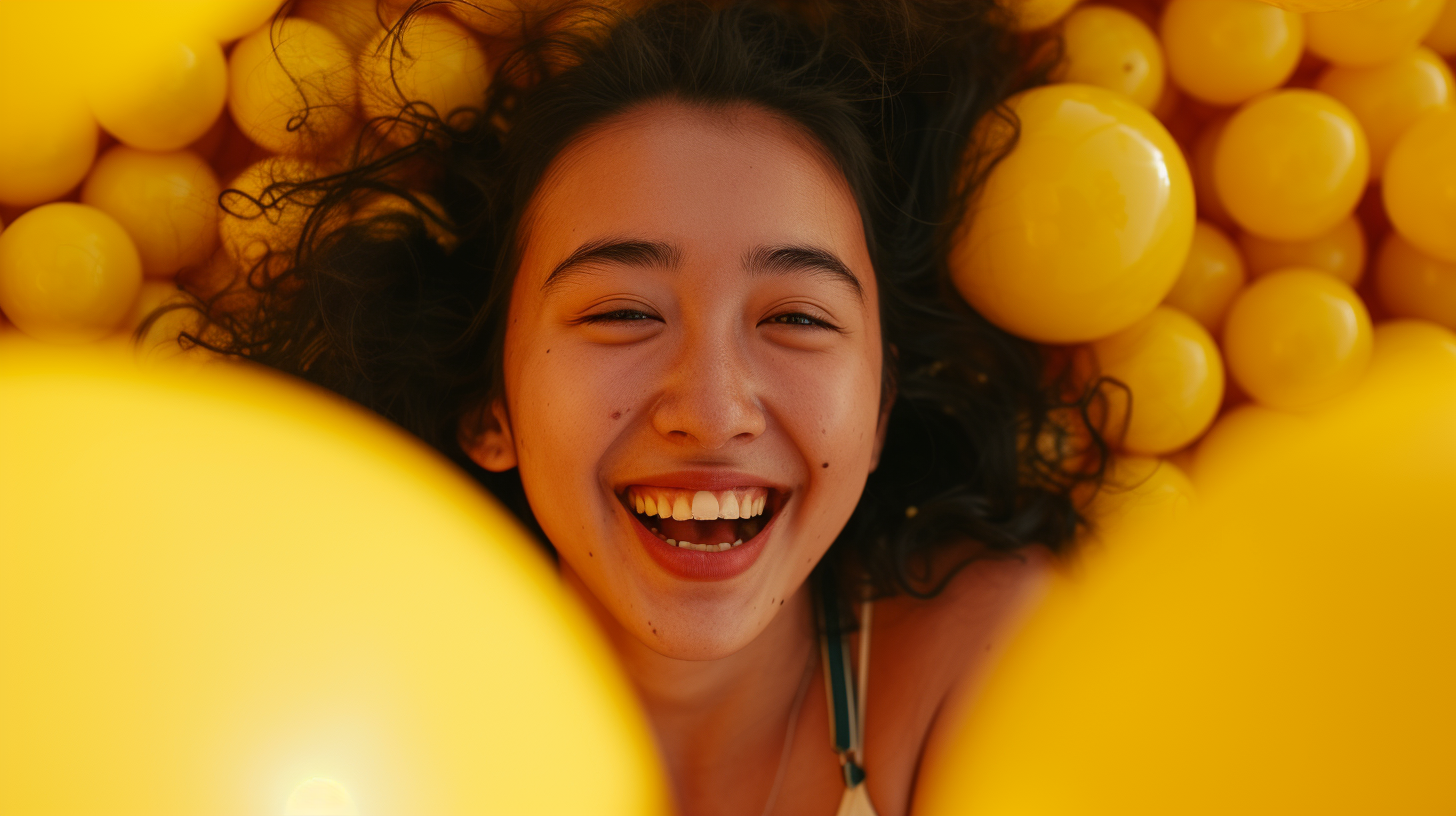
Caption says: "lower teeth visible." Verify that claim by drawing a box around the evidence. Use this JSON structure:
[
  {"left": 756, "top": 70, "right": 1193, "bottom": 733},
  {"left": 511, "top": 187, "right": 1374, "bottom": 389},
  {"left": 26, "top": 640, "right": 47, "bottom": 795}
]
[{"left": 664, "top": 538, "right": 744, "bottom": 552}]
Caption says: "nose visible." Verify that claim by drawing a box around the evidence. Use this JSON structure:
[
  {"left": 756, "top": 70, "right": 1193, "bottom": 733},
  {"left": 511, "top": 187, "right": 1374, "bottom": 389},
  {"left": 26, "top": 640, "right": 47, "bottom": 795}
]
[{"left": 650, "top": 323, "right": 766, "bottom": 450}]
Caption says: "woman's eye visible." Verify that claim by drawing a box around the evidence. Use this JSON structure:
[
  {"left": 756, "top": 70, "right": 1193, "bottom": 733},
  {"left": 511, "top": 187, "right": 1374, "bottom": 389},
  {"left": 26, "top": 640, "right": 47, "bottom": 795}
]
[
  {"left": 765, "top": 312, "right": 837, "bottom": 330},
  {"left": 580, "top": 309, "right": 660, "bottom": 324}
]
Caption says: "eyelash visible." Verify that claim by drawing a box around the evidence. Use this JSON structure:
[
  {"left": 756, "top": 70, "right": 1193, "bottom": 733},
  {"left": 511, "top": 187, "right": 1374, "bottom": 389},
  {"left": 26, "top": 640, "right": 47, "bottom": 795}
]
[{"left": 580, "top": 309, "right": 839, "bottom": 331}]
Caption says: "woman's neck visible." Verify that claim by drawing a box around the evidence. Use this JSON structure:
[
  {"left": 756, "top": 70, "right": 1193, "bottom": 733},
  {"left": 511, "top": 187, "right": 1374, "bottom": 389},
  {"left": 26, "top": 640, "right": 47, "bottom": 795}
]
[{"left": 561, "top": 566, "right": 817, "bottom": 813}]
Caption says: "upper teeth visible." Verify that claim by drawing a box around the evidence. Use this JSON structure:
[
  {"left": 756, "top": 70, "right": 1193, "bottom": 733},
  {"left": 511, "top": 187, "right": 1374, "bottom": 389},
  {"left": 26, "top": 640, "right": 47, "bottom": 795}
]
[{"left": 626, "top": 486, "right": 769, "bottom": 520}]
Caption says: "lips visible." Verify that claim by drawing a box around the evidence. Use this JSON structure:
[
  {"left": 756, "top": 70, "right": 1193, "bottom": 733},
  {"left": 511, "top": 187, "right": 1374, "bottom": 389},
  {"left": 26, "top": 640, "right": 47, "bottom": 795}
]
[{"left": 615, "top": 473, "right": 787, "bottom": 581}]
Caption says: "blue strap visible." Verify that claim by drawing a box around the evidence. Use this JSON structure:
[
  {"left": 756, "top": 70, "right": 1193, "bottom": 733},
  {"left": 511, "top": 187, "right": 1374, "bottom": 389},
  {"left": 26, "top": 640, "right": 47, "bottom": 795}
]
[{"left": 819, "top": 573, "right": 866, "bottom": 788}]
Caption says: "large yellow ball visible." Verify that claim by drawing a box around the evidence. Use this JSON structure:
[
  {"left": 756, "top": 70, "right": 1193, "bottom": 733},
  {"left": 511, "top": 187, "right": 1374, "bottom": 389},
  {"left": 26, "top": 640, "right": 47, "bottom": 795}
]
[
  {"left": 0, "top": 203, "right": 142, "bottom": 344},
  {"left": 1092, "top": 306, "right": 1225, "bottom": 455},
  {"left": 0, "top": 340, "right": 670, "bottom": 816},
  {"left": 1426, "top": 0, "right": 1456, "bottom": 55},
  {"left": 229, "top": 18, "right": 359, "bottom": 155},
  {"left": 1222, "top": 268, "right": 1373, "bottom": 410},
  {"left": 80, "top": 146, "right": 221, "bottom": 279},
  {"left": 1213, "top": 90, "right": 1369, "bottom": 242},
  {"left": 1383, "top": 105, "right": 1456, "bottom": 264},
  {"left": 1314, "top": 46, "right": 1454, "bottom": 180},
  {"left": 950, "top": 83, "right": 1194, "bottom": 344},
  {"left": 1160, "top": 0, "right": 1304, "bottom": 106},
  {"left": 916, "top": 321, "right": 1456, "bottom": 815},
  {"left": 1305, "top": 0, "right": 1447, "bottom": 66}
]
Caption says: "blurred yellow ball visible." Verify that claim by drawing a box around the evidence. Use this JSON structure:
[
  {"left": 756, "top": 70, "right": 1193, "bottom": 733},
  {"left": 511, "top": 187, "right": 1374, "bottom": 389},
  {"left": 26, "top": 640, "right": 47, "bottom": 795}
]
[
  {"left": 1305, "top": 0, "right": 1447, "bottom": 66},
  {"left": 1007, "top": 0, "right": 1082, "bottom": 30},
  {"left": 0, "top": 203, "right": 142, "bottom": 344},
  {"left": 1383, "top": 105, "right": 1456, "bottom": 263},
  {"left": 0, "top": 340, "right": 670, "bottom": 816},
  {"left": 1160, "top": 0, "right": 1303, "bottom": 106},
  {"left": 951, "top": 83, "right": 1194, "bottom": 344},
  {"left": 1214, "top": 90, "right": 1369, "bottom": 242},
  {"left": 294, "top": 0, "right": 391, "bottom": 53},
  {"left": 1426, "top": 0, "right": 1456, "bottom": 55},
  {"left": 1057, "top": 6, "right": 1165, "bottom": 109},
  {"left": 1222, "top": 268, "right": 1373, "bottom": 410},
  {"left": 219, "top": 157, "right": 324, "bottom": 269},
  {"left": 1315, "top": 47, "right": 1454, "bottom": 179},
  {"left": 1238, "top": 216, "right": 1367, "bottom": 286},
  {"left": 1163, "top": 220, "right": 1247, "bottom": 333},
  {"left": 1375, "top": 231, "right": 1456, "bottom": 331},
  {"left": 1093, "top": 306, "right": 1224, "bottom": 455},
  {"left": 0, "top": 88, "right": 97, "bottom": 207},
  {"left": 1249, "top": 0, "right": 1379, "bottom": 11},
  {"left": 81, "top": 146, "right": 220, "bottom": 279},
  {"left": 229, "top": 18, "right": 358, "bottom": 155},
  {"left": 916, "top": 323, "right": 1456, "bottom": 816},
  {"left": 83, "top": 29, "right": 228, "bottom": 151},
  {"left": 358, "top": 12, "right": 492, "bottom": 143},
  {"left": 446, "top": 0, "right": 533, "bottom": 38}
]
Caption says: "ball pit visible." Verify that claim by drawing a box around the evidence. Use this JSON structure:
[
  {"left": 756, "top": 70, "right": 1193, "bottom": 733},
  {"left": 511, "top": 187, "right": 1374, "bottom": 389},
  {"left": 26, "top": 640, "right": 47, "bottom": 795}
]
[{"left": 0, "top": 0, "right": 1453, "bottom": 811}]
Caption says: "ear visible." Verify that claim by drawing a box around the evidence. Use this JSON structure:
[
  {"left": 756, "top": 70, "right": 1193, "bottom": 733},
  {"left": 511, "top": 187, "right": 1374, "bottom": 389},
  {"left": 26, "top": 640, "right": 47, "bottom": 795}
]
[{"left": 458, "top": 398, "right": 518, "bottom": 472}]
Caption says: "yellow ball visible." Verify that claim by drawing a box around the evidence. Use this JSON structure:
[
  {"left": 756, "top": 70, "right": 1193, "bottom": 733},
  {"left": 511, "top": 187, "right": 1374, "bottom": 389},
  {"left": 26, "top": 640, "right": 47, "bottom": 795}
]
[
  {"left": 0, "top": 340, "right": 671, "bottom": 816},
  {"left": 916, "top": 322, "right": 1456, "bottom": 815},
  {"left": 1092, "top": 306, "right": 1224, "bottom": 455},
  {"left": 1238, "top": 215, "right": 1367, "bottom": 286},
  {"left": 0, "top": 203, "right": 142, "bottom": 344},
  {"left": 219, "top": 157, "right": 325, "bottom": 269},
  {"left": 1163, "top": 220, "right": 1247, "bottom": 333},
  {"left": 1383, "top": 106, "right": 1456, "bottom": 263},
  {"left": 1305, "top": 0, "right": 1448, "bottom": 66},
  {"left": 1250, "top": 0, "right": 1379, "bottom": 11},
  {"left": 1426, "top": 0, "right": 1456, "bottom": 55},
  {"left": 1315, "top": 47, "right": 1454, "bottom": 180},
  {"left": 1057, "top": 6, "right": 1165, "bottom": 109},
  {"left": 294, "top": 0, "right": 391, "bottom": 54},
  {"left": 1214, "top": 90, "right": 1369, "bottom": 242},
  {"left": 169, "top": 0, "right": 287, "bottom": 43},
  {"left": 950, "top": 83, "right": 1194, "bottom": 344},
  {"left": 358, "top": 12, "right": 492, "bottom": 143},
  {"left": 1222, "top": 268, "right": 1373, "bottom": 410},
  {"left": 1191, "top": 402, "right": 1306, "bottom": 486},
  {"left": 1375, "top": 231, "right": 1456, "bottom": 331},
  {"left": 1083, "top": 455, "right": 1196, "bottom": 542},
  {"left": 80, "top": 146, "right": 220, "bottom": 279},
  {"left": 1160, "top": 0, "right": 1303, "bottom": 106},
  {"left": 83, "top": 29, "right": 228, "bottom": 151},
  {"left": 0, "top": 64, "right": 97, "bottom": 207},
  {"left": 229, "top": 18, "right": 358, "bottom": 155}
]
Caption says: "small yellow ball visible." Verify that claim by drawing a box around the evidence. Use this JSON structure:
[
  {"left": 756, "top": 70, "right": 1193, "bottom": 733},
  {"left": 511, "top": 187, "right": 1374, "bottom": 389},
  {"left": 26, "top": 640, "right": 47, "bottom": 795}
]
[{"left": 81, "top": 146, "right": 221, "bottom": 279}]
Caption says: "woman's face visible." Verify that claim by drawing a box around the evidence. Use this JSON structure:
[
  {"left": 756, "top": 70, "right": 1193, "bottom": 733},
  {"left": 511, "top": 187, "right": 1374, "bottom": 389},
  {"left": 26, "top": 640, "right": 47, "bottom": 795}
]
[{"left": 470, "top": 100, "right": 887, "bottom": 660}]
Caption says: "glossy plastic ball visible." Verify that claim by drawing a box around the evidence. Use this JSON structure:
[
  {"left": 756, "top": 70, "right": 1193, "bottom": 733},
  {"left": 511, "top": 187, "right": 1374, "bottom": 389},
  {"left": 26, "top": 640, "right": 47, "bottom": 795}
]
[
  {"left": 0, "top": 203, "right": 142, "bottom": 343},
  {"left": 1058, "top": 6, "right": 1165, "bottom": 109},
  {"left": 1315, "top": 47, "right": 1454, "bottom": 179},
  {"left": 81, "top": 147, "right": 220, "bottom": 279},
  {"left": 358, "top": 12, "right": 492, "bottom": 144},
  {"left": 84, "top": 30, "right": 228, "bottom": 151},
  {"left": 950, "top": 83, "right": 1194, "bottom": 344},
  {"left": 1160, "top": 0, "right": 1303, "bottom": 106},
  {"left": 1238, "top": 216, "right": 1367, "bottom": 286},
  {"left": 1163, "top": 220, "right": 1247, "bottom": 333},
  {"left": 1214, "top": 90, "right": 1369, "bottom": 242},
  {"left": 1222, "top": 268, "right": 1373, "bottom": 410},
  {"left": 229, "top": 18, "right": 358, "bottom": 155},
  {"left": 1375, "top": 232, "right": 1456, "bottom": 331},
  {"left": 1305, "top": 0, "right": 1447, "bottom": 66},
  {"left": 1383, "top": 106, "right": 1456, "bottom": 263}
]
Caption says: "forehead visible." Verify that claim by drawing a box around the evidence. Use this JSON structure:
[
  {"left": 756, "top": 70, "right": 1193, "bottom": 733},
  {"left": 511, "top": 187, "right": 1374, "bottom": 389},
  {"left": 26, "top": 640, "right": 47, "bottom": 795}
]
[{"left": 517, "top": 100, "right": 872, "bottom": 285}]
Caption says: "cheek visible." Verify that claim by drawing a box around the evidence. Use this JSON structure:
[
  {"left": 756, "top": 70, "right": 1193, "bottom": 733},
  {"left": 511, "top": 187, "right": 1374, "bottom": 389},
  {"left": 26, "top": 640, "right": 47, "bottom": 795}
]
[{"left": 763, "top": 342, "right": 883, "bottom": 479}]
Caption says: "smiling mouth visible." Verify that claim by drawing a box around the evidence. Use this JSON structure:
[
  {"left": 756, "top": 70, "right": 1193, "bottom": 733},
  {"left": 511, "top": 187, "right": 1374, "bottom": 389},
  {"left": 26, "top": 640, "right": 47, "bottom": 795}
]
[{"left": 621, "top": 485, "right": 780, "bottom": 552}]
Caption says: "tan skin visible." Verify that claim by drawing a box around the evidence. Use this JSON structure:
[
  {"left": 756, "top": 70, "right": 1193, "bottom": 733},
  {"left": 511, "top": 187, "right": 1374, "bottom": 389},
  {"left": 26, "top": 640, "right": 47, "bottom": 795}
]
[{"left": 463, "top": 100, "right": 1051, "bottom": 816}]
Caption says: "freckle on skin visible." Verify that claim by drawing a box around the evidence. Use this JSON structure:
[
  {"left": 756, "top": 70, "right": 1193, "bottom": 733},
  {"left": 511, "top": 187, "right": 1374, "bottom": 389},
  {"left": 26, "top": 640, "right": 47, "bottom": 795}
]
[
  {"left": 822, "top": 462, "right": 829, "bottom": 468},
  {"left": 610, "top": 410, "right": 621, "bottom": 420}
]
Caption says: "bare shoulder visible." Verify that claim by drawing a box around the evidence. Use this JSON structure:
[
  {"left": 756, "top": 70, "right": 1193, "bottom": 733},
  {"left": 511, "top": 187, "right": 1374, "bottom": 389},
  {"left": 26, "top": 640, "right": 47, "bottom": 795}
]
[{"left": 862, "top": 544, "right": 1055, "bottom": 816}]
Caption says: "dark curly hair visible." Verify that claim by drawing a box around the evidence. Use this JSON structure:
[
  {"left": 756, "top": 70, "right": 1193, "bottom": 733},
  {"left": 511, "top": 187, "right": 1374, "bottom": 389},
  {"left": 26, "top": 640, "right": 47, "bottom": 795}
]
[{"left": 167, "top": 0, "right": 1108, "bottom": 602}]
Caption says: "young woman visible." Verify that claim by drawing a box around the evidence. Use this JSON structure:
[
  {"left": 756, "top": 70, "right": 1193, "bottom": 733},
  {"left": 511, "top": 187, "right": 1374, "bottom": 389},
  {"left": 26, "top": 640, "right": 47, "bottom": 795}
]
[{"left": 180, "top": 1, "right": 1104, "bottom": 813}]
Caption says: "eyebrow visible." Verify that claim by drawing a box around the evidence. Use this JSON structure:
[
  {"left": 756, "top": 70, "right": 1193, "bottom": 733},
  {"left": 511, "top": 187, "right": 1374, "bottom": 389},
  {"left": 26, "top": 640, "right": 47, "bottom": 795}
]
[{"left": 541, "top": 237, "right": 864, "bottom": 302}]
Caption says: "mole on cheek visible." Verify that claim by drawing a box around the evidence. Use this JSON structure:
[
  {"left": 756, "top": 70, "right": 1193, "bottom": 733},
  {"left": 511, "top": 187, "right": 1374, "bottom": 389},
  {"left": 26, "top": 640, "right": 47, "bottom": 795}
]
[
  {"left": 822, "top": 462, "right": 829, "bottom": 468},
  {"left": 610, "top": 410, "right": 622, "bottom": 420}
]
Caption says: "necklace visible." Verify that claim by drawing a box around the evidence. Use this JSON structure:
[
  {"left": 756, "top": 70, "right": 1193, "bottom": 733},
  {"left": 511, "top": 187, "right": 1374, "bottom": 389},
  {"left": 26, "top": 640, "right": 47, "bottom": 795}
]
[{"left": 758, "top": 649, "right": 818, "bottom": 816}]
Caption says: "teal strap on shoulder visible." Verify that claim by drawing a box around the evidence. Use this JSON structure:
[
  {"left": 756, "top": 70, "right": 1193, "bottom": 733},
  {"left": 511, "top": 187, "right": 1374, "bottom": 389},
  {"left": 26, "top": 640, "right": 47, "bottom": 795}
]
[{"left": 818, "top": 572, "right": 866, "bottom": 788}]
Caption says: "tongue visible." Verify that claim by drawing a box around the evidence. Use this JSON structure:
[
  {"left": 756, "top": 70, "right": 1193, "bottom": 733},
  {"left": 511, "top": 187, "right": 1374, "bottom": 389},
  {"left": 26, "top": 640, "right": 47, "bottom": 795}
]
[{"left": 658, "top": 517, "right": 741, "bottom": 546}]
